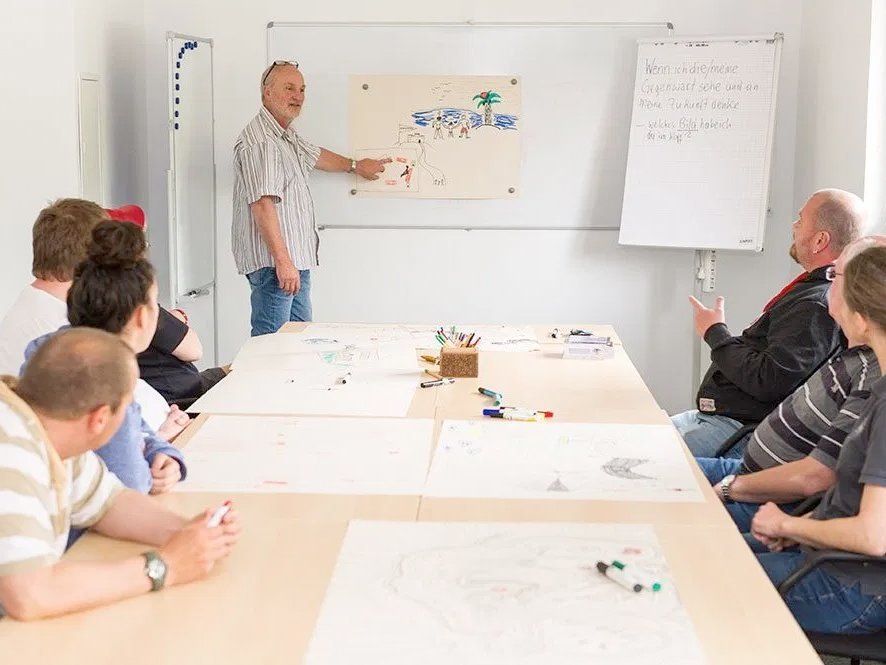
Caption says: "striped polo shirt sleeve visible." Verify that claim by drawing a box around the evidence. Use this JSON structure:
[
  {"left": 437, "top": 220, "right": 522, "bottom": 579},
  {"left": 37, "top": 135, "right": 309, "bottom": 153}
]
[
  {"left": 0, "top": 405, "right": 57, "bottom": 576},
  {"left": 238, "top": 141, "right": 285, "bottom": 205},
  {"left": 293, "top": 133, "right": 321, "bottom": 172},
  {"left": 69, "top": 451, "right": 123, "bottom": 529},
  {"left": 810, "top": 350, "right": 879, "bottom": 468}
]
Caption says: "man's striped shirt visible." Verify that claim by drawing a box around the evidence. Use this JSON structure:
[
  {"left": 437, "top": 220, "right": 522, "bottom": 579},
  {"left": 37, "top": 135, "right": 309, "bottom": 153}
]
[
  {"left": 231, "top": 106, "right": 322, "bottom": 275},
  {"left": 741, "top": 346, "right": 879, "bottom": 472},
  {"left": 0, "top": 383, "right": 122, "bottom": 577}
]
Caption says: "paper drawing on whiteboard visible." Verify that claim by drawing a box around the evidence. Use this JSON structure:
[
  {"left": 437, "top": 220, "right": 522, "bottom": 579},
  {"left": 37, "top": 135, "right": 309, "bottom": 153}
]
[
  {"left": 351, "top": 75, "right": 521, "bottom": 198},
  {"left": 304, "top": 521, "right": 706, "bottom": 665}
]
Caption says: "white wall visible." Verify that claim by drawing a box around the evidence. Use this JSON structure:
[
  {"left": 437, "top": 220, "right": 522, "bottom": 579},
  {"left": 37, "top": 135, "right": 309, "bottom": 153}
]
[
  {"left": 865, "top": 0, "right": 886, "bottom": 230},
  {"left": 794, "top": 0, "right": 873, "bottom": 210},
  {"left": 73, "top": 0, "right": 149, "bottom": 210},
  {"left": 139, "top": 0, "right": 809, "bottom": 414},
  {"left": 0, "top": 0, "right": 79, "bottom": 313}
]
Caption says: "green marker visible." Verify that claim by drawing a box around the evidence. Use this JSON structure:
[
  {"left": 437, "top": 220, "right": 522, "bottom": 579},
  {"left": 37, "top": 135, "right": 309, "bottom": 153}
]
[{"left": 611, "top": 560, "right": 662, "bottom": 592}]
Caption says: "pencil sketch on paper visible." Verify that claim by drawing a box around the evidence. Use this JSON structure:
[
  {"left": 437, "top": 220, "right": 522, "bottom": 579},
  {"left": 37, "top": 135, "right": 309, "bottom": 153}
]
[
  {"left": 351, "top": 75, "right": 521, "bottom": 198},
  {"left": 602, "top": 457, "right": 654, "bottom": 480},
  {"left": 304, "top": 521, "right": 705, "bottom": 665},
  {"left": 423, "top": 421, "right": 703, "bottom": 502}
]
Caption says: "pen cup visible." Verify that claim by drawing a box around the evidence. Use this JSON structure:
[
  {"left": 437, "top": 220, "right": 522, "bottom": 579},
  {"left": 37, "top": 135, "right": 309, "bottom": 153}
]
[{"left": 439, "top": 346, "right": 479, "bottom": 378}]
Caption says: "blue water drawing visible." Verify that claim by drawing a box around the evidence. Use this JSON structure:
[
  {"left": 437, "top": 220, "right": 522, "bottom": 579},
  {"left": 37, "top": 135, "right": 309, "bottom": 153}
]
[{"left": 412, "top": 108, "right": 518, "bottom": 132}]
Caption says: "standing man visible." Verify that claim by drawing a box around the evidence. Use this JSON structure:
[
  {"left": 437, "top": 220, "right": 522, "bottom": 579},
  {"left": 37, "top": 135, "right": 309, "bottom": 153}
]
[
  {"left": 671, "top": 189, "right": 866, "bottom": 457},
  {"left": 232, "top": 61, "right": 390, "bottom": 336}
]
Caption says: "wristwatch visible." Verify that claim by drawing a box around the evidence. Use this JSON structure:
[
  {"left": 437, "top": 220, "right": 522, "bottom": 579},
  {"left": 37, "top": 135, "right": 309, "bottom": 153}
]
[
  {"left": 717, "top": 474, "right": 737, "bottom": 503},
  {"left": 142, "top": 550, "right": 168, "bottom": 592},
  {"left": 347, "top": 158, "right": 357, "bottom": 174}
]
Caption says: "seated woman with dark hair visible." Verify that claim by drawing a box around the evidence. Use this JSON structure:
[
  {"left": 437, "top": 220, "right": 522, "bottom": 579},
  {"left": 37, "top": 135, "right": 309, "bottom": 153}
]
[
  {"left": 24, "top": 220, "right": 186, "bottom": 496},
  {"left": 752, "top": 244, "right": 886, "bottom": 634}
]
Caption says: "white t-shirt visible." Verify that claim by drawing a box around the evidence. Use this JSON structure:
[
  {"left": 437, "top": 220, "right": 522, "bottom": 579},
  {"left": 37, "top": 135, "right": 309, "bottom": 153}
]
[
  {"left": 0, "top": 285, "right": 68, "bottom": 376},
  {"left": 135, "top": 379, "right": 171, "bottom": 432}
]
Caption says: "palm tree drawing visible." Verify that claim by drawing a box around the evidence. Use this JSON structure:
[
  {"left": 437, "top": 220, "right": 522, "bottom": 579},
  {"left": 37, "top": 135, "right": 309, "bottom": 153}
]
[{"left": 473, "top": 90, "right": 501, "bottom": 126}]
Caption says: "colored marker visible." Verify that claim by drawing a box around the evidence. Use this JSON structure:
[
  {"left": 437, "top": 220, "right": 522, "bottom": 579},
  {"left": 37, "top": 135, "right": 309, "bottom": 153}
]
[
  {"left": 420, "top": 378, "right": 455, "bottom": 388},
  {"left": 339, "top": 371, "right": 352, "bottom": 385},
  {"left": 478, "top": 387, "right": 503, "bottom": 400},
  {"left": 486, "top": 411, "right": 544, "bottom": 422},
  {"left": 483, "top": 408, "right": 554, "bottom": 418},
  {"left": 596, "top": 561, "right": 641, "bottom": 593},
  {"left": 612, "top": 560, "right": 661, "bottom": 592},
  {"left": 207, "top": 500, "right": 232, "bottom": 527}
]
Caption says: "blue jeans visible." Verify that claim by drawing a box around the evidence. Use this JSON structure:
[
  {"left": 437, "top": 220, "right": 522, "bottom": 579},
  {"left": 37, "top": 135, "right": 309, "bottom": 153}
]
[
  {"left": 758, "top": 550, "right": 886, "bottom": 633},
  {"left": 695, "top": 456, "right": 800, "bottom": 549},
  {"left": 246, "top": 267, "right": 312, "bottom": 336},
  {"left": 671, "top": 410, "right": 746, "bottom": 458}
]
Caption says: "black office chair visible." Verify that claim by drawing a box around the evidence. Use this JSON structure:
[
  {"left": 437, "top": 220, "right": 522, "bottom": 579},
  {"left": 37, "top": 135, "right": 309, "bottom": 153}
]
[
  {"left": 714, "top": 423, "right": 756, "bottom": 457},
  {"left": 778, "top": 550, "right": 886, "bottom": 664}
]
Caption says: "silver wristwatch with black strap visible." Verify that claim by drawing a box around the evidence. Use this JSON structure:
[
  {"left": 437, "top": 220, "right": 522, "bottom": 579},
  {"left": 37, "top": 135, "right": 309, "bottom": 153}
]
[
  {"left": 717, "top": 474, "right": 737, "bottom": 503},
  {"left": 347, "top": 158, "right": 357, "bottom": 173},
  {"left": 142, "top": 551, "right": 168, "bottom": 592}
]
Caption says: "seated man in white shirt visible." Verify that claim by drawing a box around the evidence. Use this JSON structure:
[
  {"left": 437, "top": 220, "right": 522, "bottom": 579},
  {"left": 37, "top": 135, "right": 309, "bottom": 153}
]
[
  {"left": 0, "top": 328, "right": 240, "bottom": 620},
  {"left": 0, "top": 199, "right": 189, "bottom": 439},
  {"left": 0, "top": 198, "right": 106, "bottom": 375}
]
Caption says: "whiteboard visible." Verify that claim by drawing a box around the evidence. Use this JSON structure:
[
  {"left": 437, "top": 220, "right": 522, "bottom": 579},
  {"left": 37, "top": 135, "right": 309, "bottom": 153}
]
[
  {"left": 168, "top": 34, "right": 216, "bottom": 292},
  {"left": 619, "top": 35, "right": 782, "bottom": 251},
  {"left": 268, "top": 22, "right": 670, "bottom": 229}
]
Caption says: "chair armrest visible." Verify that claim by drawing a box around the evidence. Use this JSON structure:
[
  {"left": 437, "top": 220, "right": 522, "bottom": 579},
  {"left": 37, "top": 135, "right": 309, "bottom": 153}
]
[
  {"left": 714, "top": 423, "right": 756, "bottom": 457},
  {"left": 790, "top": 493, "right": 824, "bottom": 517},
  {"left": 778, "top": 549, "right": 886, "bottom": 595}
]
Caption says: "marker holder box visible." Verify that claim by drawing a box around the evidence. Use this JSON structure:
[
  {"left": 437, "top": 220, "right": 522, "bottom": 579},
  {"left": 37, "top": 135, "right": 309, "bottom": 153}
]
[{"left": 440, "top": 346, "right": 479, "bottom": 378}]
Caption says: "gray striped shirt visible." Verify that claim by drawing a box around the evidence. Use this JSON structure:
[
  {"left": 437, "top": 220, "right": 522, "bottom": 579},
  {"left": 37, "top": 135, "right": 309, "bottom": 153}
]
[
  {"left": 231, "top": 106, "right": 322, "bottom": 275},
  {"left": 741, "top": 346, "right": 880, "bottom": 473}
]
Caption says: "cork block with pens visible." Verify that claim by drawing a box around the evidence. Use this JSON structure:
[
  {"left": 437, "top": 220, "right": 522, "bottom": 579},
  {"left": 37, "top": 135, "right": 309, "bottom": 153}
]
[
  {"left": 440, "top": 346, "right": 479, "bottom": 378},
  {"left": 435, "top": 327, "right": 480, "bottom": 378}
]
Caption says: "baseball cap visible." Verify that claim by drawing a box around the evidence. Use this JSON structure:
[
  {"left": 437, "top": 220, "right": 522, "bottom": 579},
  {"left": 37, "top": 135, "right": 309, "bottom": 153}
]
[{"left": 105, "top": 204, "right": 146, "bottom": 229}]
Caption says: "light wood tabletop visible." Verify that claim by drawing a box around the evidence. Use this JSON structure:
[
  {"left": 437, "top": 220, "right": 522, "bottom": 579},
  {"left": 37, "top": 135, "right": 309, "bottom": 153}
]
[{"left": 0, "top": 323, "right": 822, "bottom": 664}]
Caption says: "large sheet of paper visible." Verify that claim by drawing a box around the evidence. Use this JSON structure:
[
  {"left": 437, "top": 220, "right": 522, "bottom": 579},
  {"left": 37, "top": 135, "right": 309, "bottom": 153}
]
[
  {"left": 351, "top": 75, "right": 521, "bottom": 199},
  {"left": 232, "top": 326, "right": 423, "bottom": 370},
  {"left": 306, "top": 521, "right": 705, "bottom": 665},
  {"left": 425, "top": 421, "right": 702, "bottom": 502},
  {"left": 176, "top": 415, "right": 434, "bottom": 494},
  {"left": 189, "top": 363, "right": 420, "bottom": 417}
]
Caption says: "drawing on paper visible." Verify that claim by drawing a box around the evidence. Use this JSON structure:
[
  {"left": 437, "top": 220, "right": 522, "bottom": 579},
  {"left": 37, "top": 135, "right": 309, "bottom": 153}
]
[
  {"left": 602, "top": 457, "right": 654, "bottom": 480},
  {"left": 175, "top": 415, "right": 434, "bottom": 494},
  {"left": 424, "top": 421, "right": 703, "bottom": 502},
  {"left": 351, "top": 75, "right": 521, "bottom": 198},
  {"left": 305, "top": 521, "right": 705, "bottom": 665}
]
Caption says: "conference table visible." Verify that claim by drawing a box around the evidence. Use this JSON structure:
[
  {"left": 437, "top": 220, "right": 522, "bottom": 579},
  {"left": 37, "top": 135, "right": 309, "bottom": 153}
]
[{"left": 0, "top": 323, "right": 821, "bottom": 664}]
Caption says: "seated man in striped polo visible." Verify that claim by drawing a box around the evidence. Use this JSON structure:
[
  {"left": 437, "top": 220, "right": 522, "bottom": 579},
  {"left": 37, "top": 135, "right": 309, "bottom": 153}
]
[
  {"left": 0, "top": 328, "right": 240, "bottom": 620},
  {"left": 696, "top": 236, "right": 886, "bottom": 545}
]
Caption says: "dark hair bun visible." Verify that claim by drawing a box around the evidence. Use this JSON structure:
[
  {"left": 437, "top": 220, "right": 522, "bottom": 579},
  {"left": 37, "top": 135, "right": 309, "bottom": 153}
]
[{"left": 86, "top": 220, "right": 146, "bottom": 269}]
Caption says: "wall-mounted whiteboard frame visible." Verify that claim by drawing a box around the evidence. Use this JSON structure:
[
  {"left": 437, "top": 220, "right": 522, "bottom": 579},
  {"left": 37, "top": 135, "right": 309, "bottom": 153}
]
[
  {"left": 619, "top": 34, "right": 783, "bottom": 251},
  {"left": 267, "top": 21, "right": 673, "bottom": 231},
  {"left": 166, "top": 31, "right": 218, "bottom": 365}
]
